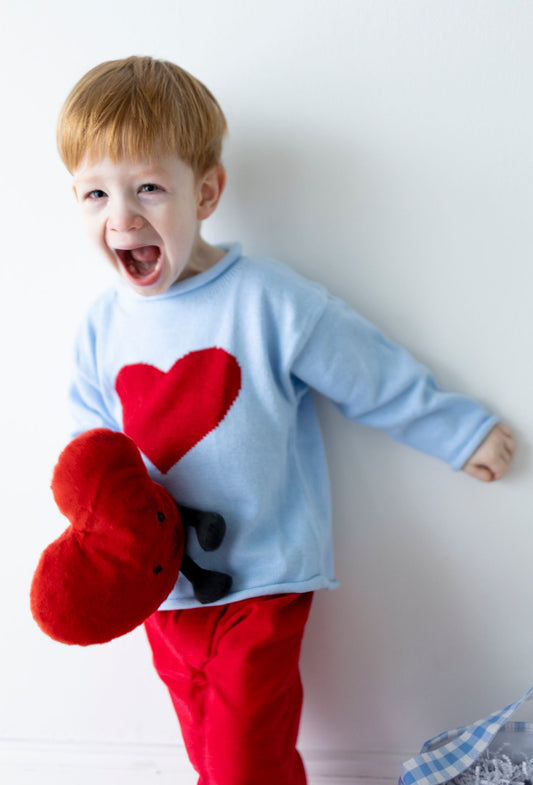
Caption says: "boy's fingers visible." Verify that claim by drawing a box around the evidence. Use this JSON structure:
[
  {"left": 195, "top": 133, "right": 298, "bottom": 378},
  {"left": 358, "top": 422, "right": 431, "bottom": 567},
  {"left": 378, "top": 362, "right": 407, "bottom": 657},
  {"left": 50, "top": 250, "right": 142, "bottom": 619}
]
[
  {"left": 503, "top": 445, "right": 514, "bottom": 461},
  {"left": 464, "top": 451, "right": 511, "bottom": 482},
  {"left": 462, "top": 463, "right": 494, "bottom": 482},
  {"left": 463, "top": 424, "right": 516, "bottom": 482}
]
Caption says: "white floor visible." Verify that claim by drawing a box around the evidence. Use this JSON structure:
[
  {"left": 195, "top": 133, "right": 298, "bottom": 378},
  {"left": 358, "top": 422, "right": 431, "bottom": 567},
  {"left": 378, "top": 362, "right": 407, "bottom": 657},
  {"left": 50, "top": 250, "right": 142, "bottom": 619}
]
[{"left": 0, "top": 740, "right": 404, "bottom": 785}]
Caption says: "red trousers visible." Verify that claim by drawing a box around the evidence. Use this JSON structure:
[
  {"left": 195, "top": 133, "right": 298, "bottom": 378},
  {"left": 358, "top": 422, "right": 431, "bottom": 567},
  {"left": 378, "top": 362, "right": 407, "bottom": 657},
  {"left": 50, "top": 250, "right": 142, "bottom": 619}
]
[{"left": 144, "top": 592, "right": 313, "bottom": 785}]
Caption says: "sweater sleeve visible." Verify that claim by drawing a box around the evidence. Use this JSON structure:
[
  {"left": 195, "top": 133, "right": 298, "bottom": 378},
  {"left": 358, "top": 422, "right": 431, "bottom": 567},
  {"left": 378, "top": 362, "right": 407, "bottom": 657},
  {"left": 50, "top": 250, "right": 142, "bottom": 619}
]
[
  {"left": 68, "top": 317, "right": 120, "bottom": 437},
  {"left": 291, "top": 294, "right": 498, "bottom": 470}
]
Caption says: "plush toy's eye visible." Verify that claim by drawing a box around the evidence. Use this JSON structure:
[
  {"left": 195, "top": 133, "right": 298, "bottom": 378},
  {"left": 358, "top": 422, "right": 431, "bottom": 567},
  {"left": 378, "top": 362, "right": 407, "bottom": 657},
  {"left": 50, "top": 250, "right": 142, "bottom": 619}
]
[
  {"left": 157, "top": 511, "right": 165, "bottom": 522},
  {"left": 153, "top": 565, "right": 163, "bottom": 575}
]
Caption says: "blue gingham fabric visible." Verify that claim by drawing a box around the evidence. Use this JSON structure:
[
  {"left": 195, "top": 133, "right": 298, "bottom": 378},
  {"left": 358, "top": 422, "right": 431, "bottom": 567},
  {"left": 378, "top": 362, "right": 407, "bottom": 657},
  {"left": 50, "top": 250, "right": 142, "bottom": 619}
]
[{"left": 399, "top": 686, "right": 533, "bottom": 785}]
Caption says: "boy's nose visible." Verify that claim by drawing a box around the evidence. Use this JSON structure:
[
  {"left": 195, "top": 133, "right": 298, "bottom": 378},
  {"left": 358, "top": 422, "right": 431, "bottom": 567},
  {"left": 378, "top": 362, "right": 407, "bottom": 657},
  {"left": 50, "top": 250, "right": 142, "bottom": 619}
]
[{"left": 107, "top": 204, "right": 144, "bottom": 233}]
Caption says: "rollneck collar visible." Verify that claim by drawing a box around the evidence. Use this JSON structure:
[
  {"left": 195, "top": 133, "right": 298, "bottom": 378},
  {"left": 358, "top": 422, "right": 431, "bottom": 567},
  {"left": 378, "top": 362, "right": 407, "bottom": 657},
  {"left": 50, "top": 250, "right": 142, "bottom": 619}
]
[{"left": 115, "top": 242, "right": 242, "bottom": 304}]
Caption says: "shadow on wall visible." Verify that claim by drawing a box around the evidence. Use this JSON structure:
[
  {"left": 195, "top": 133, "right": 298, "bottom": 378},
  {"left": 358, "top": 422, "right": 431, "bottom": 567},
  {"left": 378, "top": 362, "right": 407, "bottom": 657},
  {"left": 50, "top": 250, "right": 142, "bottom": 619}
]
[
  {"left": 212, "top": 126, "right": 381, "bottom": 291},
  {"left": 297, "top": 413, "right": 477, "bottom": 750},
  {"left": 300, "top": 398, "right": 527, "bottom": 752},
  {"left": 208, "top": 124, "right": 528, "bottom": 753}
]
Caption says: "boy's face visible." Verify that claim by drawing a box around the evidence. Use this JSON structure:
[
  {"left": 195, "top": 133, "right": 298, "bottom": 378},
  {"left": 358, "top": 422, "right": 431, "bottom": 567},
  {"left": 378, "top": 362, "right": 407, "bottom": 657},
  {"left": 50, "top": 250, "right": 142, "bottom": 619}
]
[{"left": 72, "top": 154, "right": 222, "bottom": 296}]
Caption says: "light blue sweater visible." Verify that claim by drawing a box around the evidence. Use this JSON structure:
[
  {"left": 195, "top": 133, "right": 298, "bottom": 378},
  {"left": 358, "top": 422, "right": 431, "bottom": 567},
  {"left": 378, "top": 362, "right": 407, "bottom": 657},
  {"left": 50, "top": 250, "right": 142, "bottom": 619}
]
[{"left": 70, "top": 243, "right": 498, "bottom": 608}]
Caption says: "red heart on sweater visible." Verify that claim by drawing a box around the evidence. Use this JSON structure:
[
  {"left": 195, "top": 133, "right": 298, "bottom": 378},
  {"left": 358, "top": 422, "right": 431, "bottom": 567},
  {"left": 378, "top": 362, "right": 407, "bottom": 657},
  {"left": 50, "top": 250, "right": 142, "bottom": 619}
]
[{"left": 115, "top": 348, "right": 241, "bottom": 473}]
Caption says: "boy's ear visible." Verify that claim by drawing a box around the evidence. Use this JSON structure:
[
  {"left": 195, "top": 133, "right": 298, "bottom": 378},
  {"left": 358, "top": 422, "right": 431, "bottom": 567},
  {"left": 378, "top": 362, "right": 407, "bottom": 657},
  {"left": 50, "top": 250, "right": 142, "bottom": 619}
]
[{"left": 197, "top": 164, "right": 226, "bottom": 220}]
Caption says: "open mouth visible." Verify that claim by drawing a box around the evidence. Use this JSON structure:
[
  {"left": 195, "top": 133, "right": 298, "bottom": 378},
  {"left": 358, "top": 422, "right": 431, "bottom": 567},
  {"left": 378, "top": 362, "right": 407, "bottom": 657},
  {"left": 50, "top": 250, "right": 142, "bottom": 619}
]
[{"left": 116, "top": 246, "right": 162, "bottom": 285}]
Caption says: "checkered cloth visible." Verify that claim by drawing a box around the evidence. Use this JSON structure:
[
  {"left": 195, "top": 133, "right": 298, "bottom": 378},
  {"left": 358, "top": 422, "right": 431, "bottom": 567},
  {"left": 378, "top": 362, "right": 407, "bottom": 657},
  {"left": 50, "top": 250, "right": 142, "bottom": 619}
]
[{"left": 399, "top": 687, "right": 533, "bottom": 785}]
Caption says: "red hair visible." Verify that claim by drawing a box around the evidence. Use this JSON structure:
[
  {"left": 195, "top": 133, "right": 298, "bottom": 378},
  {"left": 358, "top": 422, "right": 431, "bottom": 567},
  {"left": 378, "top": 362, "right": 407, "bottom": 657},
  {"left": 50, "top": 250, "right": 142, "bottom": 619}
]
[{"left": 57, "top": 56, "right": 227, "bottom": 175}]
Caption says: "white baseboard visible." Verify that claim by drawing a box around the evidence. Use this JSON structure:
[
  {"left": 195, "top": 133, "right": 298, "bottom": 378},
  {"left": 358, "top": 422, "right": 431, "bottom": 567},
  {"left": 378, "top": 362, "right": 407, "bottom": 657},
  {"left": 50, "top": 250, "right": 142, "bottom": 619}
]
[{"left": 0, "top": 739, "right": 406, "bottom": 784}]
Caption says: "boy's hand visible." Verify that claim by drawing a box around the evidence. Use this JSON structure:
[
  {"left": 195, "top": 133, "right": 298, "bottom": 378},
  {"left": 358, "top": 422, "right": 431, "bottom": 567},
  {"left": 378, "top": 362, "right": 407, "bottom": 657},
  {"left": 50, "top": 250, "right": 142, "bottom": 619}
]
[{"left": 462, "top": 425, "right": 515, "bottom": 482}]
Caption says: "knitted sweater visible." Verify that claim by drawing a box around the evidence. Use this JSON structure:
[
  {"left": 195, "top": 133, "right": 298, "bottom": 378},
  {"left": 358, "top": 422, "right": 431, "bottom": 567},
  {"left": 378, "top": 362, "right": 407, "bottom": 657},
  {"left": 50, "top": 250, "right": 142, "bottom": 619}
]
[{"left": 69, "top": 243, "right": 498, "bottom": 608}]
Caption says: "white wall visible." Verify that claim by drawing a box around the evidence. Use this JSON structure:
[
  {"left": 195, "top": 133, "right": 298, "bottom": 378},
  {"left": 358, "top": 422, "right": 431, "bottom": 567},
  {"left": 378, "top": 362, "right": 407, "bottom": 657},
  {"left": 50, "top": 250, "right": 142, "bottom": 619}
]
[{"left": 2, "top": 1, "right": 533, "bottom": 782}]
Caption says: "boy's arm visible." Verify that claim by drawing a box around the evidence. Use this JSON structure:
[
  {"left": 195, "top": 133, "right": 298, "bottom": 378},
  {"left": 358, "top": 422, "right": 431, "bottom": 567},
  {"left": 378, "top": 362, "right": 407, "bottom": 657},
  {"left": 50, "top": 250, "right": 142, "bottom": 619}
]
[
  {"left": 461, "top": 424, "right": 515, "bottom": 482},
  {"left": 290, "top": 294, "right": 509, "bottom": 476}
]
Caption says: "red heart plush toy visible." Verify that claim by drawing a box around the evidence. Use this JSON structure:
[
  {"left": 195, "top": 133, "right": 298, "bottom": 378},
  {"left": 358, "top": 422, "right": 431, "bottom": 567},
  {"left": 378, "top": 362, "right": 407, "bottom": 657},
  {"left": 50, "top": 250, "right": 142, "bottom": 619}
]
[{"left": 30, "top": 428, "right": 231, "bottom": 646}]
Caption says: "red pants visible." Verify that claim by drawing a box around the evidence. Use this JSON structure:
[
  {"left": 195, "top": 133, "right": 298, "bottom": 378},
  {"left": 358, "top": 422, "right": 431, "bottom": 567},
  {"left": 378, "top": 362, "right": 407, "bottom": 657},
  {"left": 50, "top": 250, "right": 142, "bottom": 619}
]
[{"left": 144, "top": 592, "right": 313, "bottom": 785}]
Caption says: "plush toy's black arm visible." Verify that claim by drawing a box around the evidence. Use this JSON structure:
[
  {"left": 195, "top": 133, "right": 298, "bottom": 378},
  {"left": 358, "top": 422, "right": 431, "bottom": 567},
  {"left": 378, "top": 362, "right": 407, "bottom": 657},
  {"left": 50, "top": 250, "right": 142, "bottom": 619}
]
[
  {"left": 180, "top": 553, "right": 232, "bottom": 605},
  {"left": 177, "top": 505, "right": 226, "bottom": 551}
]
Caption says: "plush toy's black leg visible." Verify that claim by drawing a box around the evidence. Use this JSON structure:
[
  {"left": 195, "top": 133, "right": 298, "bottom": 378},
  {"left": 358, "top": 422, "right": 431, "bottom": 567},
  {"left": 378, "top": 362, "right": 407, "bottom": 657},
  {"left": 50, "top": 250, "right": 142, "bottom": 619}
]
[
  {"left": 175, "top": 505, "right": 232, "bottom": 603},
  {"left": 177, "top": 505, "right": 226, "bottom": 551},
  {"left": 180, "top": 553, "right": 233, "bottom": 605}
]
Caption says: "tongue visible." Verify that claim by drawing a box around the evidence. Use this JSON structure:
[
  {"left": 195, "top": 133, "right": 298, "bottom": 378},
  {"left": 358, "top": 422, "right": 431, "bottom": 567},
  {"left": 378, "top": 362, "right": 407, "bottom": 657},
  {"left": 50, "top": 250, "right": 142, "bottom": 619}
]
[{"left": 130, "top": 246, "right": 159, "bottom": 263}]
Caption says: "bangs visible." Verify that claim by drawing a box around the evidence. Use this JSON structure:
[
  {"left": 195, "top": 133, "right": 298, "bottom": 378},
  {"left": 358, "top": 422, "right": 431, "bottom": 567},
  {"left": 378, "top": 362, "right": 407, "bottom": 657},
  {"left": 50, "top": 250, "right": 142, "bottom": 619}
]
[{"left": 58, "top": 110, "right": 177, "bottom": 172}]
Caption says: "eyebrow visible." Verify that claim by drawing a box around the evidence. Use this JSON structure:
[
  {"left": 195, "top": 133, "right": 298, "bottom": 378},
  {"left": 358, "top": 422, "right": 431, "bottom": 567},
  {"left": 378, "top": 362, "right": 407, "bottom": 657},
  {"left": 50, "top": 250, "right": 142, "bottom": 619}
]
[
  {"left": 127, "top": 167, "right": 169, "bottom": 179},
  {"left": 73, "top": 165, "right": 171, "bottom": 184}
]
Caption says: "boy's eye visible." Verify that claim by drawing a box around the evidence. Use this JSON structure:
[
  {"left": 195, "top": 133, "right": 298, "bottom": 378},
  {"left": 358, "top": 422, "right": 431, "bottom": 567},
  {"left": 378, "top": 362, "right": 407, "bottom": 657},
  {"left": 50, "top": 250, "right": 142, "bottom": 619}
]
[
  {"left": 139, "top": 183, "right": 161, "bottom": 193},
  {"left": 86, "top": 189, "right": 107, "bottom": 200}
]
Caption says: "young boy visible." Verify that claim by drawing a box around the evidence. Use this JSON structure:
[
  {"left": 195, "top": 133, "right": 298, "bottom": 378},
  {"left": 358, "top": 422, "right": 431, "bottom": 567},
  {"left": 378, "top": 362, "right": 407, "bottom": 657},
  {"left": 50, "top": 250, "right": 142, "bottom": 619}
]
[{"left": 57, "top": 56, "right": 515, "bottom": 785}]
